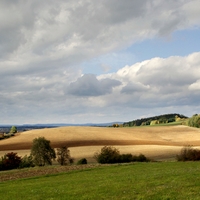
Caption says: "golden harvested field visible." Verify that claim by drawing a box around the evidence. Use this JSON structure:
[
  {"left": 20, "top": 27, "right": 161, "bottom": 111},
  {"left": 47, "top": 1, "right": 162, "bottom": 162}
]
[{"left": 0, "top": 125, "right": 200, "bottom": 161}]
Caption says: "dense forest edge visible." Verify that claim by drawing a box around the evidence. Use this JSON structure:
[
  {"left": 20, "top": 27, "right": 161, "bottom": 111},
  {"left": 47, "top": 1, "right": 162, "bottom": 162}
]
[{"left": 122, "top": 113, "right": 188, "bottom": 127}]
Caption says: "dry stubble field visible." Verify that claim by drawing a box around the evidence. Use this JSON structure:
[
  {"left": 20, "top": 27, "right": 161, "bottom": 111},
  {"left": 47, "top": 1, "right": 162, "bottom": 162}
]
[{"left": 1, "top": 125, "right": 200, "bottom": 162}]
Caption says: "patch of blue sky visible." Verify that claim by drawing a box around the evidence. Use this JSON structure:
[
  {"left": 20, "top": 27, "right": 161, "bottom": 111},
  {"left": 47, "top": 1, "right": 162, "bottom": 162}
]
[
  {"left": 81, "top": 28, "right": 200, "bottom": 75},
  {"left": 81, "top": 51, "right": 136, "bottom": 75},
  {"left": 127, "top": 28, "right": 200, "bottom": 62}
]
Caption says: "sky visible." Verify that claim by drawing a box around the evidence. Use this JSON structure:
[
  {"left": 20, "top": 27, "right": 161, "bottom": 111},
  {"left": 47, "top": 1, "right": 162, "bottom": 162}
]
[{"left": 0, "top": 0, "right": 200, "bottom": 125}]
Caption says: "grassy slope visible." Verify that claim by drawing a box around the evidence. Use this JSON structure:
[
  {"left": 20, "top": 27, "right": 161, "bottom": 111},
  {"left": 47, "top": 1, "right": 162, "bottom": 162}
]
[{"left": 1, "top": 162, "right": 200, "bottom": 199}]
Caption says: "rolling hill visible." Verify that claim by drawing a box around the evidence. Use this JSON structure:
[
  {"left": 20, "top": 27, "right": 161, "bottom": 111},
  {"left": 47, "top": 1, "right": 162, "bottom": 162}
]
[{"left": 0, "top": 125, "right": 200, "bottom": 161}]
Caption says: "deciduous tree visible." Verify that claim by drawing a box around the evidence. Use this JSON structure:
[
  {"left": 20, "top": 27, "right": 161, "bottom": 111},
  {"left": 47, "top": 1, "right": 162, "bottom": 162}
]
[
  {"left": 31, "top": 137, "right": 56, "bottom": 166},
  {"left": 57, "top": 146, "right": 73, "bottom": 165},
  {"left": 10, "top": 126, "right": 17, "bottom": 134}
]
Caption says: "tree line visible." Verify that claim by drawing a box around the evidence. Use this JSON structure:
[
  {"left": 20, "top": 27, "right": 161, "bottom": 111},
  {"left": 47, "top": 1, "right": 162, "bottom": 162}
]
[
  {"left": 187, "top": 114, "right": 200, "bottom": 128},
  {"left": 123, "top": 113, "right": 188, "bottom": 127}
]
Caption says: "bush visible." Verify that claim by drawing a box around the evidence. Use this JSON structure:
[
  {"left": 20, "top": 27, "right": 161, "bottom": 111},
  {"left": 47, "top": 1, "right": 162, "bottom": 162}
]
[
  {"left": 94, "top": 146, "right": 149, "bottom": 164},
  {"left": 119, "top": 154, "right": 133, "bottom": 163},
  {"left": 136, "top": 154, "right": 149, "bottom": 162},
  {"left": 0, "top": 152, "right": 22, "bottom": 171},
  {"left": 19, "top": 155, "right": 35, "bottom": 168},
  {"left": 77, "top": 158, "right": 87, "bottom": 165},
  {"left": 177, "top": 146, "right": 200, "bottom": 161},
  {"left": 94, "top": 146, "right": 120, "bottom": 164}
]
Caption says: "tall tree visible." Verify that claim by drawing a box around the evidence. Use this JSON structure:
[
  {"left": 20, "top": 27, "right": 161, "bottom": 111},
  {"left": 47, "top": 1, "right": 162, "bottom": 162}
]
[
  {"left": 57, "top": 146, "right": 73, "bottom": 165},
  {"left": 31, "top": 137, "right": 56, "bottom": 166}
]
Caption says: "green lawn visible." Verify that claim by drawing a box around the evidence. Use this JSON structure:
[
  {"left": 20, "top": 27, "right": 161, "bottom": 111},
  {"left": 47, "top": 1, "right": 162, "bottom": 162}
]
[{"left": 1, "top": 162, "right": 200, "bottom": 199}]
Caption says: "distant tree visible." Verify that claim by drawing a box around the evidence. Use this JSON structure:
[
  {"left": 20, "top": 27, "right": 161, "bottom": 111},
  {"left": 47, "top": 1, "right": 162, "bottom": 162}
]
[
  {"left": 31, "top": 137, "right": 56, "bottom": 166},
  {"left": 113, "top": 124, "right": 119, "bottom": 128},
  {"left": 150, "top": 120, "right": 159, "bottom": 125},
  {"left": 188, "top": 114, "right": 200, "bottom": 128},
  {"left": 10, "top": 126, "right": 17, "bottom": 134},
  {"left": 57, "top": 146, "right": 73, "bottom": 165}
]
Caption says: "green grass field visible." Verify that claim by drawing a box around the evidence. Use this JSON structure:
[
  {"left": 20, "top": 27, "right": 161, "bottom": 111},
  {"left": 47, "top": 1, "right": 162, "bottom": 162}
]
[{"left": 1, "top": 162, "right": 200, "bottom": 199}]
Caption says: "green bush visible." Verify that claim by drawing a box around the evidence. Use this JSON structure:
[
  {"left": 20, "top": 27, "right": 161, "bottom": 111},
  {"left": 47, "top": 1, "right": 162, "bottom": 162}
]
[
  {"left": 77, "top": 158, "right": 87, "bottom": 165},
  {"left": 135, "top": 154, "right": 149, "bottom": 162},
  {"left": 19, "top": 155, "right": 35, "bottom": 168},
  {"left": 94, "top": 146, "right": 120, "bottom": 164},
  {"left": 94, "top": 146, "right": 149, "bottom": 164},
  {"left": 177, "top": 146, "right": 200, "bottom": 161},
  {"left": 119, "top": 154, "right": 133, "bottom": 163}
]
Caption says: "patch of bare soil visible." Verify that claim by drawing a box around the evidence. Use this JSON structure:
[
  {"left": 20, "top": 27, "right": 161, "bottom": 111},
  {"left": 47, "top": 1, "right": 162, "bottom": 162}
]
[{"left": 0, "top": 164, "right": 110, "bottom": 182}]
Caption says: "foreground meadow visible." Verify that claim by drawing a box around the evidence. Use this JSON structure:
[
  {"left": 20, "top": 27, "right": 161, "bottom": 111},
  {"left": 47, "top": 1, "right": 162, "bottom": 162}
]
[{"left": 1, "top": 162, "right": 200, "bottom": 199}]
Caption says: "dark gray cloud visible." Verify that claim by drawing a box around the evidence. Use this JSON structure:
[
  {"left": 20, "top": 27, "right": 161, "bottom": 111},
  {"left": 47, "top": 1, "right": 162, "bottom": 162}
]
[
  {"left": 68, "top": 74, "right": 121, "bottom": 96},
  {"left": 121, "top": 82, "right": 149, "bottom": 94}
]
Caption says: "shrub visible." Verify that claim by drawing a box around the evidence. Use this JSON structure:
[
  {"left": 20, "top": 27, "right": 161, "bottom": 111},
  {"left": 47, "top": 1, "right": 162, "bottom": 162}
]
[
  {"left": 94, "top": 146, "right": 120, "bottom": 164},
  {"left": 19, "top": 155, "right": 35, "bottom": 168},
  {"left": 136, "top": 154, "right": 149, "bottom": 162},
  {"left": 0, "top": 152, "right": 22, "bottom": 170},
  {"left": 119, "top": 154, "right": 133, "bottom": 163},
  {"left": 31, "top": 137, "right": 56, "bottom": 166},
  {"left": 94, "top": 146, "right": 149, "bottom": 164},
  {"left": 57, "top": 146, "right": 73, "bottom": 165},
  {"left": 177, "top": 146, "right": 200, "bottom": 161},
  {"left": 77, "top": 158, "right": 87, "bottom": 165}
]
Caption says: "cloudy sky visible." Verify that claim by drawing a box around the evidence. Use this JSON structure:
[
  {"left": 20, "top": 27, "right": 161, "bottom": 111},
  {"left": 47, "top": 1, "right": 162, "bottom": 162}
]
[{"left": 1, "top": 0, "right": 200, "bottom": 125}]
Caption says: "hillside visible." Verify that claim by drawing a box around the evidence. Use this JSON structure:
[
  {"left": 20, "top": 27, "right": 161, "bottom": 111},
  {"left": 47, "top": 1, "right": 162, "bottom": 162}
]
[
  {"left": 0, "top": 125, "right": 200, "bottom": 161},
  {"left": 123, "top": 113, "right": 188, "bottom": 127}
]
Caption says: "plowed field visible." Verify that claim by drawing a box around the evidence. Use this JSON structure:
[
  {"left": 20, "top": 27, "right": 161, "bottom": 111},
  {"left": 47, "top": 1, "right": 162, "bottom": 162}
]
[{"left": 1, "top": 125, "right": 200, "bottom": 161}]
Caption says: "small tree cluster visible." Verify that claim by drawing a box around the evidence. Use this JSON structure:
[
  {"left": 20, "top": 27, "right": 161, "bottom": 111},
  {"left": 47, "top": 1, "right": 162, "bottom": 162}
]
[
  {"left": 31, "top": 137, "right": 74, "bottom": 166},
  {"left": 188, "top": 114, "right": 200, "bottom": 128},
  {"left": 113, "top": 124, "right": 119, "bottom": 128},
  {"left": 94, "top": 146, "right": 149, "bottom": 164},
  {"left": 150, "top": 120, "right": 159, "bottom": 125},
  {"left": 177, "top": 146, "right": 200, "bottom": 161},
  {"left": 0, "top": 152, "right": 34, "bottom": 171}
]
